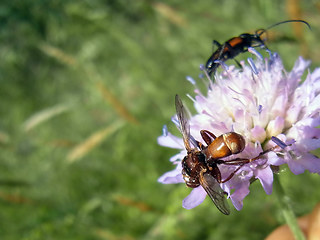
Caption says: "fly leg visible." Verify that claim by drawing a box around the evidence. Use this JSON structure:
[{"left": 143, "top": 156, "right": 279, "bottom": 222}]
[
  {"left": 200, "top": 130, "right": 216, "bottom": 145},
  {"left": 217, "top": 145, "right": 281, "bottom": 183}
]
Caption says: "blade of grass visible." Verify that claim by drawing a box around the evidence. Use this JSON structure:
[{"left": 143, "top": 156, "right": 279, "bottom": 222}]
[
  {"left": 23, "top": 103, "right": 72, "bottom": 132},
  {"left": 67, "top": 121, "right": 124, "bottom": 163},
  {"left": 95, "top": 81, "right": 139, "bottom": 125},
  {"left": 39, "top": 43, "right": 77, "bottom": 67},
  {"left": 39, "top": 43, "right": 139, "bottom": 125}
]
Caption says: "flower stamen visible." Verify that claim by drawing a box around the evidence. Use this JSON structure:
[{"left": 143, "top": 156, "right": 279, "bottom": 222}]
[
  {"left": 247, "top": 57, "right": 259, "bottom": 74},
  {"left": 248, "top": 47, "right": 264, "bottom": 61}
]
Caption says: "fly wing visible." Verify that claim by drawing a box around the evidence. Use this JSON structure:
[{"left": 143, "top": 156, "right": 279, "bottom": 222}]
[
  {"left": 175, "top": 95, "right": 191, "bottom": 151},
  {"left": 199, "top": 171, "right": 230, "bottom": 215}
]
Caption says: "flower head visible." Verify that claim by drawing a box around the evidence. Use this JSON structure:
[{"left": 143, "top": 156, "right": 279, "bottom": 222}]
[{"left": 158, "top": 51, "right": 320, "bottom": 211}]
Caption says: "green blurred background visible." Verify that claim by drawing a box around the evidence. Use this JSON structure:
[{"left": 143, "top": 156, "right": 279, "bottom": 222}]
[{"left": 1, "top": 0, "right": 320, "bottom": 239}]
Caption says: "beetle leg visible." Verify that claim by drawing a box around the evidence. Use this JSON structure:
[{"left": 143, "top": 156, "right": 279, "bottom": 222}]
[
  {"left": 233, "top": 58, "right": 242, "bottom": 68},
  {"left": 212, "top": 40, "right": 222, "bottom": 48}
]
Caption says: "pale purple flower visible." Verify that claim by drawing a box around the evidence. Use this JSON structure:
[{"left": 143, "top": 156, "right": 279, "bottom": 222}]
[{"left": 158, "top": 52, "right": 320, "bottom": 211}]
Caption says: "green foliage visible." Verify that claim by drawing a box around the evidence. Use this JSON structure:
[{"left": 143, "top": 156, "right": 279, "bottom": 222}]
[{"left": 0, "top": 0, "right": 319, "bottom": 239}]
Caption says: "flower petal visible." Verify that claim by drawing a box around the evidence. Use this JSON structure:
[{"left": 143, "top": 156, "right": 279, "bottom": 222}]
[
  {"left": 250, "top": 126, "right": 266, "bottom": 143},
  {"left": 287, "top": 158, "right": 306, "bottom": 175},
  {"left": 157, "top": 133, "right": 183, "bottom": 149},
  {"left": 158, "top": 164, "right": 184, "bottom": 184},
  {"left": 267, "top": 151, "right": 285, "bottom": 166},
  {"left": 299, "top": 153, "right": 320, "bottom": 174},
  {"left": 266, "top": 116, "right": 284, "bottom": 138},
  {"left": 182, "top": 187, "right": 207, "bottom": 209},
  {"left": 169, "top": 152, "right": 185, "bottom": 162},
  {"left": 229, "top": 180, "right": 250, "bottom": 211},
  {"left": 255, "top": 166, "right": 273, "bottom": 195}
]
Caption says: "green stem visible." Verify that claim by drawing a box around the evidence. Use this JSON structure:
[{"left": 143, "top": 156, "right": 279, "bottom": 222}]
[{"left": 273, "top": 174, "right": 305, "bottom": 240}]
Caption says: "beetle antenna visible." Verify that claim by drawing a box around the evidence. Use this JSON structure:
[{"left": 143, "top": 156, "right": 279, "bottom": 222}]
[{"left": 257, "top": 20, "right": 311, "bottom": 36}]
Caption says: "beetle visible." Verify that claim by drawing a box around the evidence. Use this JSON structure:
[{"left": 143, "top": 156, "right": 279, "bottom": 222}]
[{"left": 205, "top": 20, "right": 311, "bottom": 76}]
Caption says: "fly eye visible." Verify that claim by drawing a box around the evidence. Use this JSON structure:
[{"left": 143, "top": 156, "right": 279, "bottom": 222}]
[
  {"left": 196, "top": 153, "right": 206, "bottom": 163},
  {"left": 182, "top": 156, "right": 188, "bottom": 166},
  {"left": 182, "top": 159, "right": 191, "bottom": 175}
]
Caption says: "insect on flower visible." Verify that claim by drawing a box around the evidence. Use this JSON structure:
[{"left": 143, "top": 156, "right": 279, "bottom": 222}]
[
  {"left": 159, "top": 42, "right": 320, "bottom": 212},
  {"left": 205, "top": 19, "right": 311, "bottom": 76},
  {"left": 175, "top": 95, "right": 283, "bottom": 215}
]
